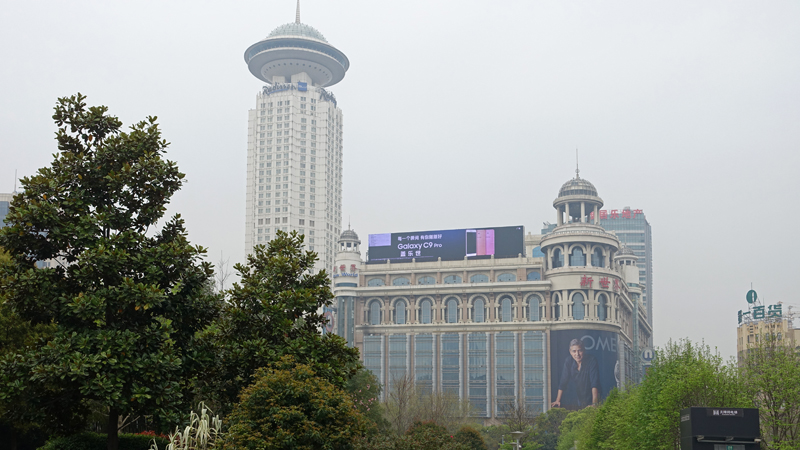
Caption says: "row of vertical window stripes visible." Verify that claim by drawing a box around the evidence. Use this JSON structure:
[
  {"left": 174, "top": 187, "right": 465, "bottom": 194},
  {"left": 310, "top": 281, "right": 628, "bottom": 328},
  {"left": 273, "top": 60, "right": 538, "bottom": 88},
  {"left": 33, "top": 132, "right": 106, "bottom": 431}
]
[
  {"left": 364, "top": 332, "right": 546, "bottom": 416},
  {"left": 366, "top": 271, "right": 542, "bottom": 287},
  {"left": 367, "top": 294, "right": 610, "bottom": 325}
]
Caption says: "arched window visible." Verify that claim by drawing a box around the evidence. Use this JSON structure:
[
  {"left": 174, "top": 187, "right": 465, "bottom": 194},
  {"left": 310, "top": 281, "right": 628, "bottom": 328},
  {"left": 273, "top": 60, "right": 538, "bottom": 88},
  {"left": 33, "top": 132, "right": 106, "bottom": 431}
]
[
  {"left": 591, "top": 248, "right": 604, "bottom": 267},
  {"left": 473, "top": 298, "right": 486, "bottom": 323},
  {"left": 570, "top": 247, "right": 586, "bottom": 267},
  {"left": 369, "top": 301, "right": 381, "bottom": 325},
  {"left": 395, "top": 300, "right": 406, "bottom": 324},
  {"left": 498, "top": 273, "right": 516, "bottom": 282},
  {"left": 392, "top": 277, "right": 410, "bottom": 286},
  {"left": 572, "top": 292, "right": 585, "bottom": 320},
  {"left": 420, "top": 299, "right": 432, "bottom": 324},
  {"left": 418, "top": 276, "right": 436, "bottom": 285},
  {"left": 470, "top": 274, "right": 489, "bottom": 283},
  {"left": 443, "top": 275, "right": 462, "bottom": 284},
  {"left": 553, "top": 294, "right": 561, "bottom": 320},
  {"left": 500, "top": 297, "right": 513, "bottom": 322},
  {"left": 526, "top": 271, "right": 541, "bottom": 281},
  {"left": 597, "top": 294, "right": 608, "bottom": 321},
  {"left": 532, "top": 246, "right": 545, "bottom": 257},
  {"left": 367, "top": 278, "right": 385, "bottom": 287},
  {"left": 527, "top": 296, "right": 541, "bottom": 321},
  {"left": 552, "top": 248, "right": 563, "bottom": 269},
  {"left": 446, "top": 298, "right": 458, "bottom": 323}
]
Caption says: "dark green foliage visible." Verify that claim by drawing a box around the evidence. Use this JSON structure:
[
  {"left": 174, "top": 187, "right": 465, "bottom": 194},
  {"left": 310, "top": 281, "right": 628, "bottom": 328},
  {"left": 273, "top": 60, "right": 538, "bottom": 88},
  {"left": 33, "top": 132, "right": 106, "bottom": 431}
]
[
  {"left": 222, "top": 356, "right": 369, "bottom": 450},
  {"left": 354, "top": 420, "right": 469, "bottom": 450},
  {"left": 531, "top": 408, "right": 568, "bottom": 450},
  {"left": 0, "top": 94, "right": 219, "bottom": 449},
  {"left": 454, "top": 426, "right": 487, "bottom": 450},
  {"left": 555, "top": 407, "right": 597, "bottom": 450},
  {"left": 40, "top": 432, "right": 168, "bottom": 450},
  {"left": 347, "top": 367, "right": 389, "bottom": 433},
  {"left": 202, "top": 230, "right": 360, "bottom": 413}
]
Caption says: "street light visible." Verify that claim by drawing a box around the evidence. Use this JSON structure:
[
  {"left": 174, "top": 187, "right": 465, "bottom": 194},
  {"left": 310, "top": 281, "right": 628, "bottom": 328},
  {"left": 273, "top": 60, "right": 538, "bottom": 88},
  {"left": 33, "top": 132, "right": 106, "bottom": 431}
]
[{"left": 510, "top": 431, "right": 524, "bottom": 450}]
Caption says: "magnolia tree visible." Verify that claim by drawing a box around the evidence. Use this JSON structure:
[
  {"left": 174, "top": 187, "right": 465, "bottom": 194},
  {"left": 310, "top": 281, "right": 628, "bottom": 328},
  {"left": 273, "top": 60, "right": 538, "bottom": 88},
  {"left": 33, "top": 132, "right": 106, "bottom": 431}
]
[{"left": 0, "top": 94, "right": 220, "bottom": 450}]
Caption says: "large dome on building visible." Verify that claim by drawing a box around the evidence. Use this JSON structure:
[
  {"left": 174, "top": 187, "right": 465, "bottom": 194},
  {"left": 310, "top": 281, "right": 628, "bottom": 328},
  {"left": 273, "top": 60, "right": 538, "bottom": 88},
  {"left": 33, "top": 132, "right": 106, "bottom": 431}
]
[
  {"left": 557, "top": 177, "right": 599, "bottom": 198},
  {"left": 267, "top": 22, "right": 328, "bottom": 42}
]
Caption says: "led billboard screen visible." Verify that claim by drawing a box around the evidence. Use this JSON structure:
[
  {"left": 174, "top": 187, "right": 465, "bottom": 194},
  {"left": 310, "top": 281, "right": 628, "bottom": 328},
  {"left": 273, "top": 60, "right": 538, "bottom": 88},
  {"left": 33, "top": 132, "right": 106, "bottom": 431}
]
[
  {"left": 550, "top": 329, "right": 619, "bottom": 410},
  {"left": 367, "top": 226, "right": 524, "bottom": 263}
]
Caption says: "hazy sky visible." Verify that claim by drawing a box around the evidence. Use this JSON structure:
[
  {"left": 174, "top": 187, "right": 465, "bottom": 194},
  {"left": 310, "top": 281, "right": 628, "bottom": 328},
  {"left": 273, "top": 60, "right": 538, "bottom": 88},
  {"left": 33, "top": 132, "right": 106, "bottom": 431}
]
[{"left": 1, "top": 1, "right": 798, "bottom": 359}]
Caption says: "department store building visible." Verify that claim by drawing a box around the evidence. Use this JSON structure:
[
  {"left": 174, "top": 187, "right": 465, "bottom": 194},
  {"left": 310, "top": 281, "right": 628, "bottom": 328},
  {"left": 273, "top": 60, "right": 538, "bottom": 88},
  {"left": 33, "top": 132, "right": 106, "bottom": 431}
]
[{"left": 330, "top": 174, "right": 652, "bottom": 420}]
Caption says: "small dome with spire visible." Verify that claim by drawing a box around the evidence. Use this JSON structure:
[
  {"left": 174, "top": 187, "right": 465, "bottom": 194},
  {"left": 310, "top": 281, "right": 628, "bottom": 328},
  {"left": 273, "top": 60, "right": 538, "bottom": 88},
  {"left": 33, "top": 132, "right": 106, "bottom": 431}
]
[
  {"left": 267, "top": 22, "right": 328, "bottom": 42},
  {"left": 558, "top": 177, "right": 599, "bottom": 198},
  {"left": 340, "top": 229, "right": 359, "bottom": 242}
]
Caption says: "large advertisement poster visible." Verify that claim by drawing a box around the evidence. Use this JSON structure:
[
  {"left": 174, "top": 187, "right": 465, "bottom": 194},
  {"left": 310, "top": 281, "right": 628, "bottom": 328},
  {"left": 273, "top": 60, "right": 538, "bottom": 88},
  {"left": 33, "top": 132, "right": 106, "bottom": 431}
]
[
  {"left": 367, "top": 226, "right": 524, "bottom": 262},
  {"left": 550, "top": 329, "right": 619, "bottom": 410}
]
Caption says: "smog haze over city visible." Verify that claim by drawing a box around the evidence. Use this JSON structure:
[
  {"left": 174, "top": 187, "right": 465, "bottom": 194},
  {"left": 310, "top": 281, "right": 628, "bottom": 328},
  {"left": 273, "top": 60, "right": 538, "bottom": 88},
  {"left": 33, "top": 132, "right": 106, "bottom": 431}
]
[{"left": 1, "top": 0, "right": 798, "bottom": 359}]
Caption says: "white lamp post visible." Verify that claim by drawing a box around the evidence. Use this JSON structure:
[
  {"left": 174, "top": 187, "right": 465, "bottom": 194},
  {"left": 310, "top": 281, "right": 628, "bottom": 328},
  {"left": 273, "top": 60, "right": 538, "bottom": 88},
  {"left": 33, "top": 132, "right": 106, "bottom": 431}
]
[{"left": 510, "top": 431, "right": 525, "bottom": 450}]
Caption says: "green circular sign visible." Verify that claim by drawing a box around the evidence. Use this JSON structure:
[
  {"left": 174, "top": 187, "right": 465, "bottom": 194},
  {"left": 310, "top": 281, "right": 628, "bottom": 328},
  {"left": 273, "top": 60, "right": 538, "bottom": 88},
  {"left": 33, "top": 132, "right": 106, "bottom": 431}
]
[{"left": 746, "top": 290, "right": 757, "bottom": 304}]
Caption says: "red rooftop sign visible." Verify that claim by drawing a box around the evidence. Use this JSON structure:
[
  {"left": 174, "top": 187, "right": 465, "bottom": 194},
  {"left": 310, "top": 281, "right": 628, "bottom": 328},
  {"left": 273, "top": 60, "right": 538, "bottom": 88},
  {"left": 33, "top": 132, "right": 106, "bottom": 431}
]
[{"left": 590, "top": 209, "right": 643, "bottom": 220}]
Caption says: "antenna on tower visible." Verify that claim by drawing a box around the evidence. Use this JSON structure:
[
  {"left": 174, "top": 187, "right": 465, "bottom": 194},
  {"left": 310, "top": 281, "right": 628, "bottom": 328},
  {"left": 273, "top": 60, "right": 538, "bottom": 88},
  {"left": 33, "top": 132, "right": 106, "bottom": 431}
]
[
  {"left": 575, "top": 148, "right": 580, "bottom": 178},
  {"left": 14, "top": 169, "right": 18, "bottom": 193},
  {"left": 295, "top": 0, "right": 301, "bottom": 23}
]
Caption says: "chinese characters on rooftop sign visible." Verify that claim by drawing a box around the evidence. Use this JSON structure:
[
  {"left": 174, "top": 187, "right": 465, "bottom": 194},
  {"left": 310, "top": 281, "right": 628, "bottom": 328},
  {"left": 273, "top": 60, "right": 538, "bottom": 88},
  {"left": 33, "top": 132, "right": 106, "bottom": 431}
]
[
  {"left": 591, "top": 209, "right": 644, "bottom": 220},
  {"left": 738, "top": 304, "right": 782, "bottom": 324}
]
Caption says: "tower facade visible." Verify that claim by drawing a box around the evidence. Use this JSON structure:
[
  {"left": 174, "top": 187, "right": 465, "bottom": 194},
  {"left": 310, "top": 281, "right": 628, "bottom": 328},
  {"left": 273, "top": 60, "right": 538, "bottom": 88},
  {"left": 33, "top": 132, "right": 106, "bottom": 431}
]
[
  {"left": 0, "top": 193, "right": 12, "bottom": 228},
  {"left": 243, "top": 4, "right": 349, "bottom": 273},
  {"left": 598, "top": 208, "right": 653, "bottom": 327}
]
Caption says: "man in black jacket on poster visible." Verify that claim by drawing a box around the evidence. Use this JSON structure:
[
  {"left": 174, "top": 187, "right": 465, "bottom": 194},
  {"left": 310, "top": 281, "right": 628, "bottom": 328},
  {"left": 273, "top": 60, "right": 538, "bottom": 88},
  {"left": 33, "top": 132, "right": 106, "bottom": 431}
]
[{"left": 551, "top": 338, "right": 600, "bottom": 409}]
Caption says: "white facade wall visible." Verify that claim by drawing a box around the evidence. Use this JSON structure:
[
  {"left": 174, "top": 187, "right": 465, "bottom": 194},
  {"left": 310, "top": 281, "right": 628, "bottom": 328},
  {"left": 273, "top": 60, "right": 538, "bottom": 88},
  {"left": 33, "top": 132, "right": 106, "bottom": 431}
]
[{"left": 245, "top": 74, "right": 344, "bottom": 274}]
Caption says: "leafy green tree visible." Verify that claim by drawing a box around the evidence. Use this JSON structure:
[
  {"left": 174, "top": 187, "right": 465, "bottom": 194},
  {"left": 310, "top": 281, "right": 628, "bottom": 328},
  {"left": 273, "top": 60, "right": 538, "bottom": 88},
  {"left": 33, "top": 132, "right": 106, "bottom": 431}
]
[
  {"left": 354, "top": 419, "right": 469, "bottom": 450},
  {"left": 570, "top": 339, "right": 749, "bottom": 450},
  {"left": 742, "top": 332, "right": 800, "bottom": 450},
  {"left": 628, "top": 339, "right": 749, "bottom": 449},
  {"left": 0, "top": 247, "right": 56, "bottom": 450},
  {"left": 454, "top": 426, "right": 488, "bottom": 450},
  {"left": 556, "top": 407, "right": 597, "bottom": 450},
  {"left": 582, "top": 388, "right": 636, "bottom": 450},
  {"left": 530, "top": 408, "right": 568, "bottom": 450},
  {"left": 223, "top": 356, "right": 370, "bottom": 450},
  {"left": 202, "top": 231, "right": 361, "bottom": 413},
  {"left": 0, "top": 94, "right": 219, "bottom": 450},
  {"left": 347, "top": 367, "right": 389, "bottom": 433}
]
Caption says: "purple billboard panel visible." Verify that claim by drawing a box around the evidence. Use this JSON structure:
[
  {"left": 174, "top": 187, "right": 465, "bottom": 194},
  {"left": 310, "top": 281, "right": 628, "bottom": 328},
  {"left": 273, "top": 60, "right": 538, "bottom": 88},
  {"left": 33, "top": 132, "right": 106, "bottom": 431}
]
[{"left": 550, "top": 329, "right": 619, "bottom": 410}]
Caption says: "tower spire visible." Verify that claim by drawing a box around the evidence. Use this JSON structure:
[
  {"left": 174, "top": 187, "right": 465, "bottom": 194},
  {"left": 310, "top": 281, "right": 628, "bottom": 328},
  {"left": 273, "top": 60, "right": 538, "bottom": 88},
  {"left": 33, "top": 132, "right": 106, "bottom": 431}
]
[
  {"left": 295, "top": 0, "right": 301, "bottom": 23},
  {"left": 575, "top": 148, "right": 580, "bottom": 179}
]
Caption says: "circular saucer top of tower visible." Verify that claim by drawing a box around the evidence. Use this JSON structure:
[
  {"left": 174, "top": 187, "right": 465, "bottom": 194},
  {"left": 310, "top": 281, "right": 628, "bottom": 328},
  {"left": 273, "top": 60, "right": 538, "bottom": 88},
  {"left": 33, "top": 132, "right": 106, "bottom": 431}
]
[{"left": 244, "top": 5, "right": 349, "bottom": 87}]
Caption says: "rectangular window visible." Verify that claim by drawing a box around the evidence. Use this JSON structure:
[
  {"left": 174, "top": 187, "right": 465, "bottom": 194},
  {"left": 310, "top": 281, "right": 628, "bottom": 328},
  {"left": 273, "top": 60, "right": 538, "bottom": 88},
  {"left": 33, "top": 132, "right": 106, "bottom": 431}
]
[
  {"left": 441, "top": 334, "right": 460, "bottom": 396},
  {"left": 364, "top": 336, "right": 383, "bottom": 386},
  {"left": 468, "top": 333, "right": 488, "bottom": 417},
  {"left": 415, "top": 334, "right": 434, "bottom": 395},
  {"left": 388, "top": 335, "right": 408, "bottom": 397},
  {"left": 495, "top": 332, "right": 516, "bottom": 416},
  {"left": 523, "top": 331, "right": 546, "bottom": 414}
]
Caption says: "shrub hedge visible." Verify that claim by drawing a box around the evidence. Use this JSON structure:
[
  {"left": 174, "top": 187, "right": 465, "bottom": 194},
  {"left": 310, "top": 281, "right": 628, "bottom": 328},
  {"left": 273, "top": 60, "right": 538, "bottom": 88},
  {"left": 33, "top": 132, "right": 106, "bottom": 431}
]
[{"left": 39, "top": 432, "right": 169, "bottom": 450}]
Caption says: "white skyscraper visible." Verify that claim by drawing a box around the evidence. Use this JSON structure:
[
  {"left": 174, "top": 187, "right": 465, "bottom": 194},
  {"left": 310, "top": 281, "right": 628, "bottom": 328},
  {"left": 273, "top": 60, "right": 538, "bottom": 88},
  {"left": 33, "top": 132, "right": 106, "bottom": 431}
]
[{"left": 243, "top": 2, "right": 348, "bottom": 273}]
